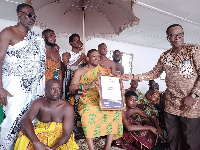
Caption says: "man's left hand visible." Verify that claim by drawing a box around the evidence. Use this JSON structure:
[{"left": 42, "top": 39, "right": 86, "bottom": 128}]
[{"left": 180, "top": 95, "right": 195, "bottom": 112}]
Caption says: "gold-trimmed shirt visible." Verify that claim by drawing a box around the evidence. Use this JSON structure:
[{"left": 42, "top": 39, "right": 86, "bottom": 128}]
[{"left": 138, "top": 44, "right": 200, "bottom": 118}]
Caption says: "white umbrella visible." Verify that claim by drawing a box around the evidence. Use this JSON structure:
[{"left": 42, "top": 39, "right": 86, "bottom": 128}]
[{"left": 27, "top": 0, "right": 140, "bottom": 52}]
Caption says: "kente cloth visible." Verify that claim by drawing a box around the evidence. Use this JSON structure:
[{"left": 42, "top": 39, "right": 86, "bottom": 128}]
[
  {"left": 68, "top": 51, "right": 82, "bottom": 65},
  {"left": 78, "top": 64, "right": 123, "bottom": 139},
  {"left": 103, "top": 68, "right": 111, "bottom": 74},
  {"left": 45, "top": 59, "right": 61, "bottom": 82},
  {"left": 138, "top": 44, "right": 200, "bottom": 118},
  {"left": 0, "top": 105, "right": 4, "bottom": 124},
  {"left": 114, "top": 115, "right": 156, "bottom": 150},
  {"left": 150, "top": 90, "right": 161, "bottom": 105},
  {"left": 135, "top": 89, "right": 158, "bottom": 120},
  {"left": 14, "top": 121, "right": 79, "bottom": 150},
  {"left": 0, "top": 30, "right": 46, "bottom": 150}
]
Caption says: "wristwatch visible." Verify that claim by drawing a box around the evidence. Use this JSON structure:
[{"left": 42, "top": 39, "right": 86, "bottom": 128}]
[{"left": 190, "top": 93, "right": 197, "bottom": 99}]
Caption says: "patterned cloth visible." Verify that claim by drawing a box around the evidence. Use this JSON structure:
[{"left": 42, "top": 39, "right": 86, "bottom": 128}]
[
  {"left": 14, "top": 121, "right": 79, "bottom": 150},
  {"left": 114, "top": 115, "right": 156, "bottom": 150},
  {"left": 135, "top": 89, "right": 158, "bottom": 120},
  {"left": 103, "top": 68, "right": 112, "bottom": 74},
  {"left": 150, "top": 90, "right": 161, "bottom": 105},
  {"left": 0, "top": 30, "right": 46, "bottom": 150},
  {"left": 68, "top": 51, "right": 82, "bottom": 65},
  {"left": 138, "top": 44, "right": 200, "bottom": 118},
  {"left": 76, "top": 64, "right": 123, "bottom": 139},
  {"left": 45, "top": 59, "right": 61, "bottom": 82}
]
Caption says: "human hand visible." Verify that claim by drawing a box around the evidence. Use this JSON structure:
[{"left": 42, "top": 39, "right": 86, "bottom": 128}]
[
  {"left": 80, "top": 53, "right": 87, "bottom": 63},
  {"left": 82, "top": 81, "right": 99, "bottom": 92},
  {"left": 62, "top": 52, "right": 71, "bottom": 65},
  {"left": 90, "top": 80, "right": 99, "bottom": 89},
  {"left": 134, "top": 75, "right": 139, "bottom": 80},
  {"left": 33, "top": 142, "right": 52, "bottom": 150},
  {"left": 121, "top": 74, "right": 133, "bottom": 81},
  {"left": 0, "top": 88, "right": 13, "bottom": 106},
  {"left": 62, "top": 52, "right": 71, "bottom": 60},
  {"left": 157, "top": 127, "right": 163, "bottom": 137},
  {"left": 137, "top": 104, "right": 146, "bottom": 110},
  {"left": 149, "top": 126, "right": 158, "bottom": 135},
  {"left": 180, "top": 95, "right": 195, "bottom": 112},
  {"left": 80, "top": 53, "right": 86, "bottom": 59}
]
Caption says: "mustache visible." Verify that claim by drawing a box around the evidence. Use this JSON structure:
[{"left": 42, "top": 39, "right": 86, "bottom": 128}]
[{"left": 45, "top": 39, "right": 56, "bottom": 47}]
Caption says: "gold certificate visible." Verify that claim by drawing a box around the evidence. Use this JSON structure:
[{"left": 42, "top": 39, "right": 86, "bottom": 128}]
[{"left": 99, "top": 74, "right": 125, "bottom": 110}]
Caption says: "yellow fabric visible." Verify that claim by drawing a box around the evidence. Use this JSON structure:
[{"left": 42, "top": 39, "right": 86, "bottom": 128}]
[
  {"left": 14, "top": 121, "right": 79, "bottom": 150},
  {"left": 74, "top": 64, "right": 123, "bottom": 139}
]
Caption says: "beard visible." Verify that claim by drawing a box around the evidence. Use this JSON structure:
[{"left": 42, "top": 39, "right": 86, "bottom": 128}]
[
  {"left": 20, "top": 20, "right": 34, "bottom": 31},
  {"left": 45, "top": 38, "right": 56, "bottom": 47},
  {"left": 27, "top": 26, "right": 33, "bottom": 31},
  {"left": 51, "top": 95, "right": 60, "bottom": 101}
]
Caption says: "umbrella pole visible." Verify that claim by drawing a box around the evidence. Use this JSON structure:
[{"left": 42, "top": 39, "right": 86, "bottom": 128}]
[{"left": 82, "top": 0, "right": 85, "bottom": 54}]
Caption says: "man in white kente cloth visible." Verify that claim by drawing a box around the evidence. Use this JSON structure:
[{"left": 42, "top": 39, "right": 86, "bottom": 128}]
[{"left": 0, "top": 3, "right": 45, "bottom": 149}]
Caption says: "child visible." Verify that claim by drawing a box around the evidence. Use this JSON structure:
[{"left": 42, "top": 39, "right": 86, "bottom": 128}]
[
  {"left": 114, "top": 91, "right": 163, "bottom": 150},
  {"left": 62, "top": 34, "right": 86, "bottom": 67}
]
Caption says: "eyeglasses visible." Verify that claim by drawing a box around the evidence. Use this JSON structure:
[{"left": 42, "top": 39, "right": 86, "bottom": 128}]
[
  {"left": 20, "top": 11, "right": 37, "bottom": 19},
  {"left": 167, "top": 32, "right": 184, "bottom": 39}
]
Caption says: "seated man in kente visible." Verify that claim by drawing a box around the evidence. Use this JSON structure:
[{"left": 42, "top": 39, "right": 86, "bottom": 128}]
[
  {"left": 69, "top": 49, "right": 123, "bottom": 150},
  {"left": 14, "top": 79, "right": 79, "bottom": 150},
  {"left": 126, "top": 79, "right": 159, "bottom": 120},
  {"left": 114, "top": 91, "right": 163, "bottom": 150}
]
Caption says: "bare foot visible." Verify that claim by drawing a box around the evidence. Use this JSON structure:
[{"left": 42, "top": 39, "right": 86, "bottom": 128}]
[{"left": 102, "top": 146, "right": 111, "bottom": 150}]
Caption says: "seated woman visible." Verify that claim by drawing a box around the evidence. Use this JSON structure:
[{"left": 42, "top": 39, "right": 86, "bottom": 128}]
[
  {"left": 145, "top": 80, "right": 162, "bottom": 108},
  {"left": 69, "top": 49, "right": 123, "bottom": 150},
  {"left": 145, "top": 81, "right": 169, "bottom": 146},
  {"left": 114, "top": 91, "right": 163, "bottom": 150}
]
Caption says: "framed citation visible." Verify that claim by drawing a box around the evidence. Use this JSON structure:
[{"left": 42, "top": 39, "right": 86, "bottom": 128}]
[{"left": 99, "top": 74, "right": 126, "bottom": 110}]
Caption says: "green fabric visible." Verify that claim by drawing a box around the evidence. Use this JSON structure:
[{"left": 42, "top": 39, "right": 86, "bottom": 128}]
[
  {"left": 135, "top": 89, "right": 159, "bottom": 120},
  {"left": 0, "top": 105, "right": 4, "bottom": 124}
]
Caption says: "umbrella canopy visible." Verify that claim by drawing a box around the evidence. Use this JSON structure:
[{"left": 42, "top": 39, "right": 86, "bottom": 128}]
[{"left": 28, "top": 0, "right": 139, "bottom": 39}]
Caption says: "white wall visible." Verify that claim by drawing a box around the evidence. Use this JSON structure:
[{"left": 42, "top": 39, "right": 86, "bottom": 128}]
[
  {"left": 0, "top": 19, "right": 167, "bottom": 94},
  {"left": 84, "top": 38, "right": 167, "bottom": 94}
]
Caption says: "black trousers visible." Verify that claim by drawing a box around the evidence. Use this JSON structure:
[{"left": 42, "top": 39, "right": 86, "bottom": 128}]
[{"left": 164, "top": 112, "right": 200, "bottom": 150}]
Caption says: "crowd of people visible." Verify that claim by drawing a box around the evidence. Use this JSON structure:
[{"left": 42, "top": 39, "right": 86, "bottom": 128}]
[{"left": 0, "top": 2, "right": 200, "bottom": 150}]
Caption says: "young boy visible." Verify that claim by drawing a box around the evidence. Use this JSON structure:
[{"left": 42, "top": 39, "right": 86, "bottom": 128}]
[
  {"left": 114, "top": 91, "right": 163, "bottom": 150},
  {"left": 62, "top": 34, "right": 86, "bottom": 67}
]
